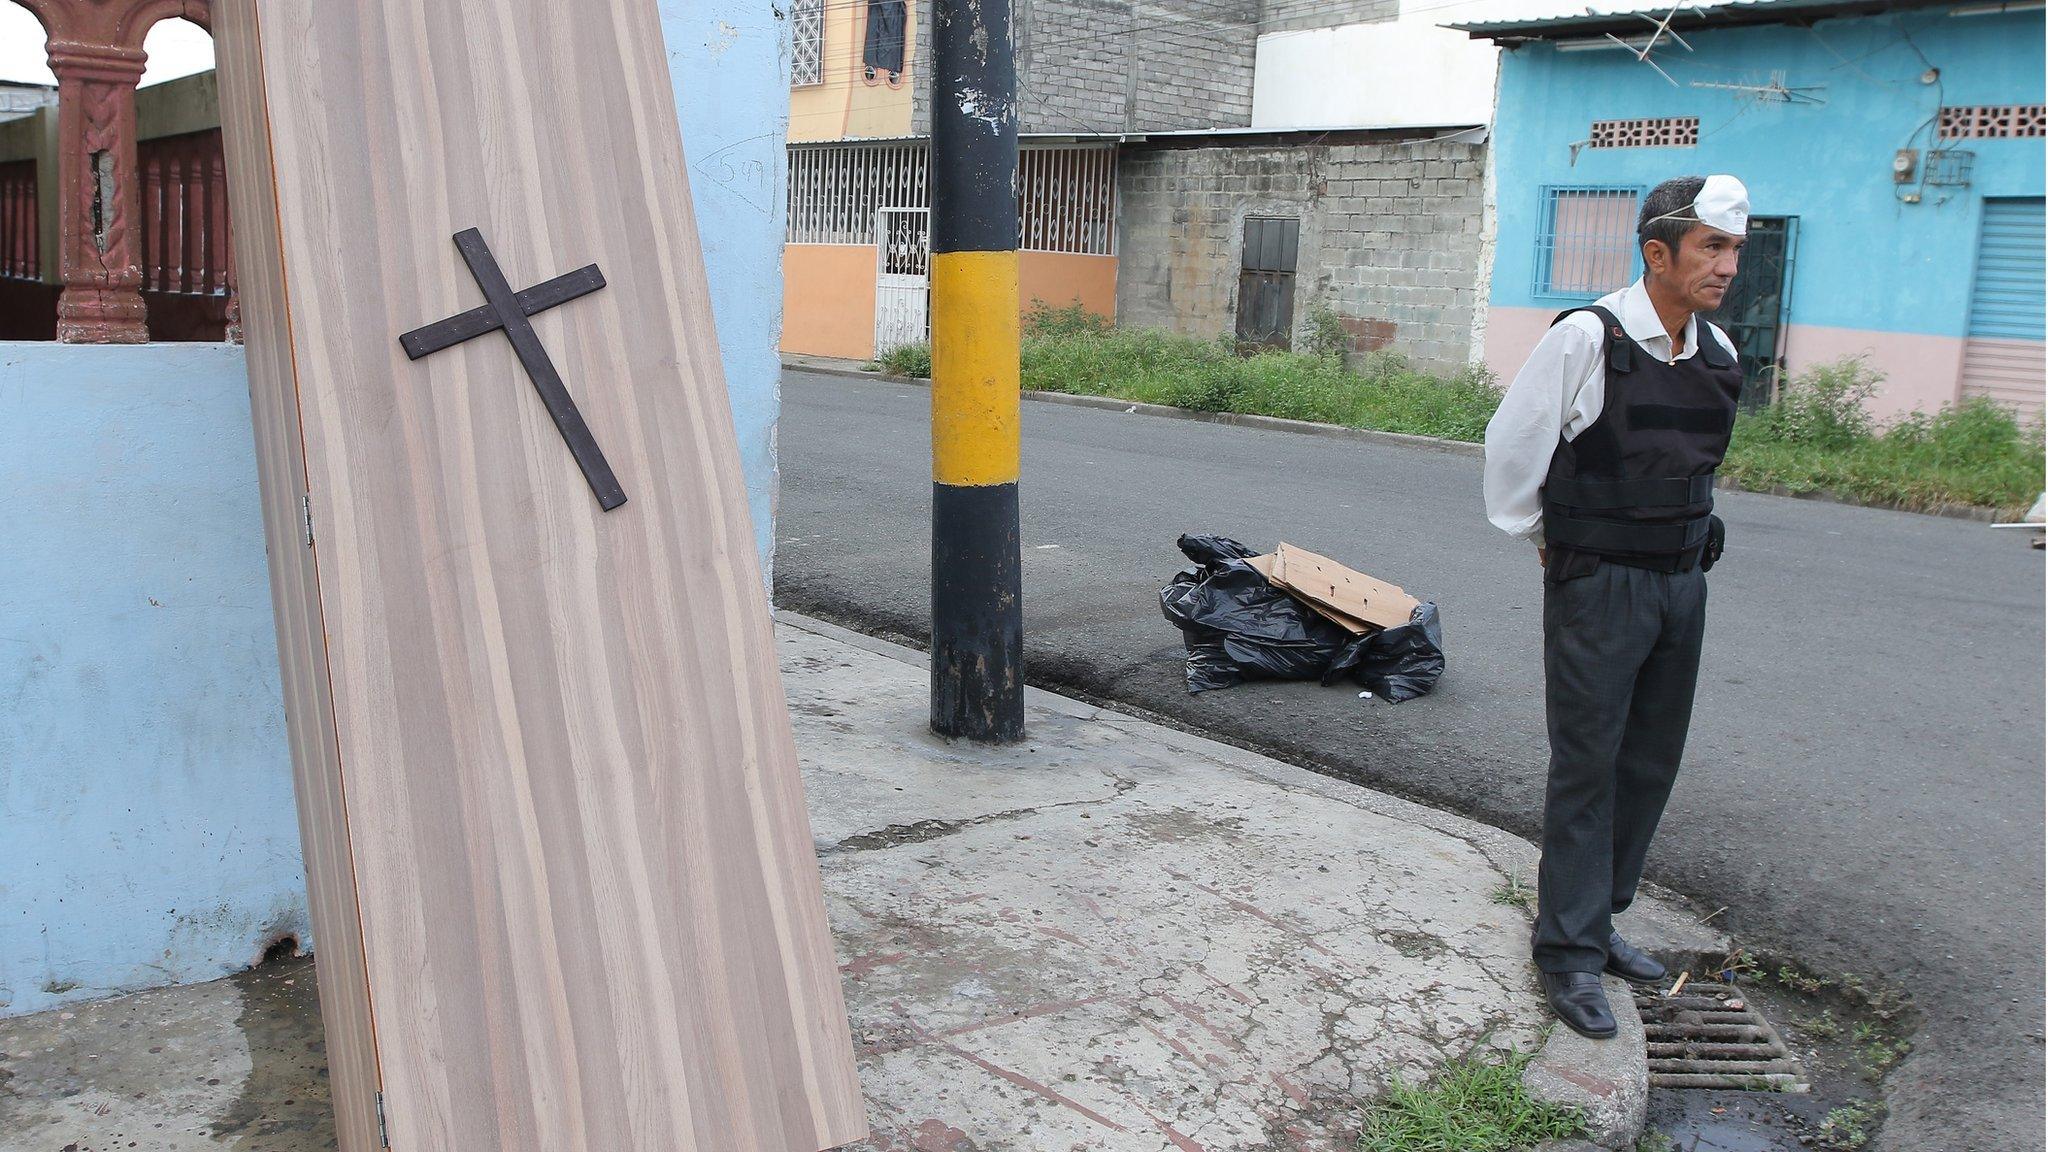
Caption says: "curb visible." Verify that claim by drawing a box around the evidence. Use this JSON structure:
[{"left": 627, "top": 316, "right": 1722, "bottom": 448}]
[
  {"left": 1523, "top": 976, "right": 1650, "bottom": 1150},
  {"left": 780, "top": 356, "right": 1482, "bottom": 459},
  {"left": 782, "top": 356, "right": 2023, "bottom": 523}
]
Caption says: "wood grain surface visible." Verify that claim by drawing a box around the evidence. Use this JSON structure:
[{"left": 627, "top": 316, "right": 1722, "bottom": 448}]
[
  {"left": 213, "top": 2, "right": 867, "bottom": 1149},
  {"left": 212, "top": 5, "right": 383, "bottom": 1149}
]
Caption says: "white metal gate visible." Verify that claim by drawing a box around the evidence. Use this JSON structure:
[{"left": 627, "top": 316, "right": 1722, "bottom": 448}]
[{"left": 874, "top": 207, "right": 930, "bottom": 356}]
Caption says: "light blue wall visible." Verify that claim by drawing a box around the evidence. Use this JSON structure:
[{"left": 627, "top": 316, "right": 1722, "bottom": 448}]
[
  {"left": 662, "top": 0, "right": 792, "bottom": 576},
  {"left": 1489, "top": 5, "right": 2046, "bottom": 337},
  {"left": 0, "top": 344, "right": 307, "bottom": 1016},
  {"left": 0, "top": 0, "right": 790, "bottom": 1018}
]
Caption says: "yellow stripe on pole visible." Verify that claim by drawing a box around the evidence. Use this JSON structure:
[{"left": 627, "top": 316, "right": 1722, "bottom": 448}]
[{"left": 930, "top": 249, "right": 1022, "bottom": 487}]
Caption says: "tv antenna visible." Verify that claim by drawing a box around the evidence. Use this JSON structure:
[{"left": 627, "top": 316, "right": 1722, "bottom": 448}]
[
  {"left": 1690, "top": 71, "right": 1828, "bottom": 105},
  {"left": 1606, "top": 3, "right": 1698, "bottom": 87}
]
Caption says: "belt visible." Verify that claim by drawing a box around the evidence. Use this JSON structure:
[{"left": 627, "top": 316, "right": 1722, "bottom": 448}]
[{"left": 1541, "top": 512, "right": 1712, "bottom": 557}]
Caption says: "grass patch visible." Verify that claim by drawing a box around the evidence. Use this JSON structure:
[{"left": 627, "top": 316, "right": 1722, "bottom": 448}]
[
  {"left": 1489, "top": 873, "right": 1535, "bottom": 915},
  {"left": 1020, "top": 303, "right": 1503, "bottom": 441},
  {"left": 1720, "top": 358, "right": 2043, "bottom": 517},
  {"left": 870, "top": 311, "right": 2043, "bottom": 515},
  {"left": 1357, "top": 1048, "right": 1583, "bottom": 1152},
  {"left": 872, "top": 341, "right": 932, "bottom": 379}
]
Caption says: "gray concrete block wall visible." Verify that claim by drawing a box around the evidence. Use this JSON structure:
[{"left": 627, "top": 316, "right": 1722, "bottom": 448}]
[
  {"left": 1258, "top": 0, "right": 1397, "bottom": 35},
  {"left": 912, "top": 0, "right": 1258, "bottom": 137},
  {"left": 1116, "top": 139, "right": 1490, "bottom": 376}
]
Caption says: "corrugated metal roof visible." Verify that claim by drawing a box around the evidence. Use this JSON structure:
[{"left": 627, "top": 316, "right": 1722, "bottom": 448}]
[{"left": 1448, "top": 0, "right": 1963, "bottom": 41}]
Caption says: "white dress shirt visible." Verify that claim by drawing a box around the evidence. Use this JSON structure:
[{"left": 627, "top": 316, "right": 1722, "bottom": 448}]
[{"left": 1483, "top": 279, "right": 1739, "bottom": 545}]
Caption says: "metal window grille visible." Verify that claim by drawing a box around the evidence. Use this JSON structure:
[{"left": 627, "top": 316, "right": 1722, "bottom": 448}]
[
  {"left": 787, "top": 143, "right": 1116, "bottom": 255},
  {"left": 1590, "top": 117, "right": 1699, "bottom": 148},
  {"left": 1939, "top": 104, "right": 2046, "bottom": 139},
  {"left": 792, "top": 0, "right": 825, "bottom": 88},
  {"left": 1017, "top": 147, "right": 1117, "bottom": 256},
  {"left": 0, "top": 158, "right": 35, "bottom": 281},
  {"left": 786, "top": 143, "right": 930, "bottom": 245},
  {"left": 1534, "top": 186, "right": 1642, "bottom": 297}
]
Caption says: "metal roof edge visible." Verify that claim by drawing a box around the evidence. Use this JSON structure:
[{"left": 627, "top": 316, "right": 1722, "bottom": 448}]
[{"left": 1447, "top": 0, "right": 1967, "bottom": 41}]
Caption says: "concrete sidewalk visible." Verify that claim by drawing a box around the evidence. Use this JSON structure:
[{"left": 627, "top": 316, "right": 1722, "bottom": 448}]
[{"left": 1, "top": 614, "right": 1691, "bottom": 1151}]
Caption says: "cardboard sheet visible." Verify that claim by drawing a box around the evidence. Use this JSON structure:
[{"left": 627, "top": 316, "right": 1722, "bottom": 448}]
[{"left": 1251, "top": 544, "right": 1421, "bottom": 633}]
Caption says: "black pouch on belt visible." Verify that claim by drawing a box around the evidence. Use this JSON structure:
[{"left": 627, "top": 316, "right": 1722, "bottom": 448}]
[{"left": 1701, "top": 514, "right": 1726, "bottom": 572}]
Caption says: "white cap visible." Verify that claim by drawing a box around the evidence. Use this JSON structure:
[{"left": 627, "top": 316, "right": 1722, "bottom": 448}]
[{"left": 1646, "top": 174, "right": 1749, "bottom": 237}]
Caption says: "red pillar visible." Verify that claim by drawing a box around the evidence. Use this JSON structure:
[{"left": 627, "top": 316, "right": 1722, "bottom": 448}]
[
  {"left": 47, "top": 40, "right": 148, "bottom": 342},
  {"left": 19, "top": 0, "right": 214, "bottom": 344}
]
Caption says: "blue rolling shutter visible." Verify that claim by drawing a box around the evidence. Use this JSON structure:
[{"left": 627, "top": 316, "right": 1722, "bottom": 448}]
[
  {"left": 1968, "top": 198, "right": 2045, "bottom": 341},
  {"left": 1961, "top": 198, "right": 2045, "bottom": 420}
]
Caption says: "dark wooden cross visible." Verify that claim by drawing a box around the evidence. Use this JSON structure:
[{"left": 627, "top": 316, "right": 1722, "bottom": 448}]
[{"left": 399, "top": 228, "right": 627, "bottom": 511}]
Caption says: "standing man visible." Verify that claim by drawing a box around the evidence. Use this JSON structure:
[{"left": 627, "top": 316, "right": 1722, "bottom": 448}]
[{"left": 1483, "top": 175, "right": 1748, "bottom": 1038}]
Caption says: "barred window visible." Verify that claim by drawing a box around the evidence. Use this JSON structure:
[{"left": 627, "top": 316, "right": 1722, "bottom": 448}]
[
  {"left": 1017, "top": 147, "right": 1117, "bottom": 256},
  {"left": 786, "top": 143, "right": 930, "bottom": 245},
  {"left": 791, "top": 0, "right": 824, "bottom": 88},
  {"left": 1590, "top": 117, "right": 1699, "bottom": 149},
  {"left": 1534, "top": 186, "right": 1642, "bottom": 297},
  {"left": 1939, "top": 105, "right": 2046, "bottom": 139},
  {"left": 787, "top": 143, "right": 1116, "bottom": 255}
]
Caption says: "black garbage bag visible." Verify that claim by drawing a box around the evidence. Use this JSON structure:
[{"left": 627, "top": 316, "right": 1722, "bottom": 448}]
[
  {"left": 1159, "top": 534, "right": 1444, "bottom": 702},
  {"left": 1325, "top": 601, "right": 1445, "bottom": 703}
]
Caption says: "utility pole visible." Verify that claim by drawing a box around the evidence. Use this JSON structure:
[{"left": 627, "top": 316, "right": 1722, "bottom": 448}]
[{"left": 928, "top": 0, "right": 1024, "bottom": 743}]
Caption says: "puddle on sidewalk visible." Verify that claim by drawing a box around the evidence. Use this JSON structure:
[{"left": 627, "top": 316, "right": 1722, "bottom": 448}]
[
  {"left": 212, "top": 956, "right": 335, "bottom": 1152},
  {"left": 0, "top": 955, "right": 333, "bottom": 1152}
]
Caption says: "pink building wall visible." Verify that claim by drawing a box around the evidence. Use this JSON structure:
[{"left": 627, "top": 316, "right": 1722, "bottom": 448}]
[{"left": 1483, "top": 306, "right": 1976, "bottom": 423}]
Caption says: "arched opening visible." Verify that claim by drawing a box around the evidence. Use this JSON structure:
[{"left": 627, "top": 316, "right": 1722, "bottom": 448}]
[
  {"left": 0, "top": 0, "right": 58, "bottom": 339},
  {"left": 134, "top": 14, "right": 232, "bottom": 341},
  {"left": 140, "top": 16, "right": 214, "bottom": 88}
]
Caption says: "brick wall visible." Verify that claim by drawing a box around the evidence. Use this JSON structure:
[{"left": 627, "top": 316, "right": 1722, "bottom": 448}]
[
  {"left": 1116, "top": 137, "right": 1489, "bottom": 374},
  {"left": 1258, "top": 0, "right": 1397, "bottom": 35},
  {"left": 912, "top": 0, "right": 1259, "bottom": 136}
]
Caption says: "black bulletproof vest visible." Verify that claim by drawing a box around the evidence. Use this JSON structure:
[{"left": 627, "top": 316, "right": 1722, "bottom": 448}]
[{"left": 1541, "top": 306, "right": 1743, "bottom": 566}]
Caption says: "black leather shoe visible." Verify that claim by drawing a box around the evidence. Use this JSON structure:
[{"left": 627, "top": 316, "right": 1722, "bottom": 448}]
[
  {"left": 1539, "top": 971, "right": 1618, "bottom": 1039},
  {"left": 1604, "top": 932, "right": 1666, "bottom": 985}
]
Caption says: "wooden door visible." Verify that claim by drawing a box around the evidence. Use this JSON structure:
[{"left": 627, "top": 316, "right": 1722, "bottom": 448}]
[
  {"left": 212, "top": 2, "right": 867, "bottom": 1150},
  {"left": 1235, "top": 215, "right": 1298, "bottom": 350}
]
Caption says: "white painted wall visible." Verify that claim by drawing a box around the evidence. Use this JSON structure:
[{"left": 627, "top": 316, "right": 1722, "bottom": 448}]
[
  {"left": 1250, "top": 0, "right": 1595, "bottom": 130},
  {"left": 1252, "top": 20, "right": 1499, "bottom": 129}
]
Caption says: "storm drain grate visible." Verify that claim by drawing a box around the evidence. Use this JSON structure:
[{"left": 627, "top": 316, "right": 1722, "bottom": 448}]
[{"left": 1633, "top": 981, "right": 1810, "bottom": 1092}]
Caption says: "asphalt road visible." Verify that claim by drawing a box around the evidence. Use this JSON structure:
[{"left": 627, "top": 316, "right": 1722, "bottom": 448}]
[{"left": 773, "top": 368, "right": 2046, "bottom": 1151}]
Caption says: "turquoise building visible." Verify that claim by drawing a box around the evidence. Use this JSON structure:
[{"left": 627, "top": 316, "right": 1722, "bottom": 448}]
[{"left": 1458, "top": 0, "right": 2045, "bottom": 420}]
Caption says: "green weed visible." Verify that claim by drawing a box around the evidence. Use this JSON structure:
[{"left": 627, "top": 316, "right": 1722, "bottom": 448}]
[
  {"left": 1818, "top": 1100, "right": 1878, "bottom": 1149},
  {"left": 1775, "top": 964, "right": 1833, "bottom": 995},
  {"left": 1489, "top": 873, "right": 1535, "bottom": 915},
  {"left": 1851, "top": 1022, "right": 1909, "bottom": 1075},
  {"left": 1356, "top": 1048, "right": 1583, "bottom": 1152},
  {"left": 874, "top": 342, "right": 932, "bottom": 379}
]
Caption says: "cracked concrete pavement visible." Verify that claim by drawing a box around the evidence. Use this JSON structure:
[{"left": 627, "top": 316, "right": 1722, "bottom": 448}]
[{"left": 0, "top": 614, "right": 1693, "bottom": 1150}]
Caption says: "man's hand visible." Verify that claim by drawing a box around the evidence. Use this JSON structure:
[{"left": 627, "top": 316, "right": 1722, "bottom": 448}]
[{"left": 1538, "top": 546, "right": 1548, "bottom": 568}]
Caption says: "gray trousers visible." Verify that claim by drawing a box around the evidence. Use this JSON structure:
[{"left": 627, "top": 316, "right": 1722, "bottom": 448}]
[{"left": 1533, "top": 560, "right": 1707, "bottom": 974}]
